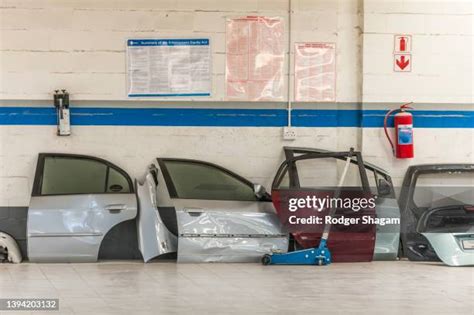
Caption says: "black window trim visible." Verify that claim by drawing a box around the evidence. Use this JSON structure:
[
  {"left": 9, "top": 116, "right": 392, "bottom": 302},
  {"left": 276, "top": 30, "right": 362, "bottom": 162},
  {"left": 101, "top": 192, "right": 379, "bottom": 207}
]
[
  {"left": 32, "top": 153, "right": 134, "bottom": 197},
  {"left": 157, "top": 158, "right": 257, "bottom": 200},
  {"left": 272, "top": 150, "right": 372, "bottom": 193}
]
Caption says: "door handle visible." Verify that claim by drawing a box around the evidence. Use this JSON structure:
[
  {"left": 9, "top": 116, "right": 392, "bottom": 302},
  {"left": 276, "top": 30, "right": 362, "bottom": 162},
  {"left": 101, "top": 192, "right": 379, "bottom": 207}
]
[
  {"left": 184, "top": 207, "right": 203, "bottom": 216},
  {"left": 105, "top": 204, "right": 127, "bottom": 213}
]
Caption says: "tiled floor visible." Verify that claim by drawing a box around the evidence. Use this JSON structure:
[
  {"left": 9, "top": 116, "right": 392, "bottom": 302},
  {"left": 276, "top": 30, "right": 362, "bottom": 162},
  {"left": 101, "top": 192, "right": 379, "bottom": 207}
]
[{"left": 0, "top": 260, "right": 472, "bottom": 315}]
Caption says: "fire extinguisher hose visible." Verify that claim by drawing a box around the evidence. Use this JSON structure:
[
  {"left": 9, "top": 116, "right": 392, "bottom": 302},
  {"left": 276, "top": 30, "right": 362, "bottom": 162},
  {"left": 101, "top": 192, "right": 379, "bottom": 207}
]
[{"left": 383, "top": 108, "right": 398, "bottom": 156}]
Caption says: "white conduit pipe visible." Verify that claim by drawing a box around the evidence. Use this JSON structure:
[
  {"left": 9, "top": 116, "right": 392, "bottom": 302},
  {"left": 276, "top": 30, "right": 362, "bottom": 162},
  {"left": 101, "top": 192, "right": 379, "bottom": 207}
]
[{"left": 287, "top": 0, "right": 292, "bottom": 127}]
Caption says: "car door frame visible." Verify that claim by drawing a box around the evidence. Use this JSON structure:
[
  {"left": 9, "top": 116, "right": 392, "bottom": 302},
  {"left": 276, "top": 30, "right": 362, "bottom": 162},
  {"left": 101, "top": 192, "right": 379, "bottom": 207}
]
[
  {"left": 155, "top": 158, "right": 288, "bottom": 263},
  {"left": 28, "top": 153, "right": 137, "bottom": 262},
  {"left": 399, "top": 164, "right": 474, "bottom": 262},
  {"left": 363, "top": 163, "right": 400, "bottom": 260},
  {"left": 272, "top": 148, "right": 372, "bottom": 194},
  {"left": 272, "top": 147, "right": 398, "bottom": 262}
]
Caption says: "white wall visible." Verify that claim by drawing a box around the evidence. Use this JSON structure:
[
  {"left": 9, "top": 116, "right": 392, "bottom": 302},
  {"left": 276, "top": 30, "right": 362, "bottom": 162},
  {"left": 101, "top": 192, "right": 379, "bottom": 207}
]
[
  {"left": 0, "top": 0, "right": 473, "bottom": 207},
  {"left": 0, "top": 0, "right": 363, "bottom": 206},
  {"left": 361, "top": 0, "right": 474, "bottom": 183},
  {"left": 0, "top": 126, "right": 361, "bottom": 206},
  {"left": 363, "top": 0, "right": 473, "bottom": 103},
  {"left": 0, "top": 0, "right": 361, "bottom": 101}
]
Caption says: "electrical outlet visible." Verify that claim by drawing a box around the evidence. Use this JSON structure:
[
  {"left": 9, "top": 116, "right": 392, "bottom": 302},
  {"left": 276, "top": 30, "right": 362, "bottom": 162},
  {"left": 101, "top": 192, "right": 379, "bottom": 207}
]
[{"left": 283, "top": 127, "right": 297, "bottom": 140}]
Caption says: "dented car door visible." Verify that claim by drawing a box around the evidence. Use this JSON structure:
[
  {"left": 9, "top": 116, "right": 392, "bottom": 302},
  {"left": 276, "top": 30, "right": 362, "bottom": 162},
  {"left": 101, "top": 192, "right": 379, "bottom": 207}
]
[
  {"left": 136, "top": 165, "right": 178, "bottom": 262},
  {"left": 27, "top": 154, "right": 137, "bottom": 262},
  {"left": 152, "top": 158, "right": 288, "bottom": 263}
]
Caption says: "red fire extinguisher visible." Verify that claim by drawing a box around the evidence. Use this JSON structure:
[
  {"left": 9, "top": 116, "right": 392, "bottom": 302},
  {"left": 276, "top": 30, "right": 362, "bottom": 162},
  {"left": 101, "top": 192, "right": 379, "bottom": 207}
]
[{"left": 384, "top": 102, "right": 414, "bottom": 159}]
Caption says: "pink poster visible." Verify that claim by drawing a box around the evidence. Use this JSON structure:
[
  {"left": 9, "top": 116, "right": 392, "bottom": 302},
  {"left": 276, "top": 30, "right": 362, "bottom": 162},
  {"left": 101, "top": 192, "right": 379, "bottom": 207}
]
[
  {"left": 294, "top": 42, "right": 336, "bottom": 102},
  {"left": 226, "top": 16, "right": 285, "bottom": 101}
]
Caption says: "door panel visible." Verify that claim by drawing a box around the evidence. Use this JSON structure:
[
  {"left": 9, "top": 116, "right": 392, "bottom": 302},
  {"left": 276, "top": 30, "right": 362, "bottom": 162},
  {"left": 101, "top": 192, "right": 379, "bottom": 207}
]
[
  {"left": 400, "top": 164, "right": 474, "bottom": 263},
  {"left": 177, "top": 202, "right": 282, "bottom": 235},
  {"left": 28, "top": 194, "right": 136, "bottom": 262},
  {"left": 174, "top": 200, "right": 288, "bottom": 263},
  {"left": 178, "top": 237, "right": 289, "bottom": 263},
  {"left": 157, "top": 159, "right": 288, "bottom": 263},
  {"left": 423, "top": 232, "right": 474, "bottom": 266},
  {"left": 368, "top": 169, "right": 401, "bottom": 261},
  {"left": 271, "top": 149, "right": 377, "bottom": 262},
  {"left": 137, "top": 174, "right": 177, "bottom": 262},
  {"left": 272, "top": 189, "right": 376, "bottom": 262},
  {"left": 27, "top": 154, "right": 137, "bottom": 262},
  {"left": 373, "top": 197, "right": 400, "bottom": 260}
]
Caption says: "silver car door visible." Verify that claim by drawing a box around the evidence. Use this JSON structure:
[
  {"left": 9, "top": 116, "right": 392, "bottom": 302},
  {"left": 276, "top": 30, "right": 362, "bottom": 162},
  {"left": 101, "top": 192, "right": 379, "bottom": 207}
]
[
  {"left": 369, "top": 168, "right": 401, "bottom": 260},
  {"left": 27, "top": 154, "right": 137, "bottom": 262},
  {"left": 136, "top": 165, "right": 177, "bottom": 262},
  {"left": 157, "top": 158, "right": 288, "bottom": 263}
]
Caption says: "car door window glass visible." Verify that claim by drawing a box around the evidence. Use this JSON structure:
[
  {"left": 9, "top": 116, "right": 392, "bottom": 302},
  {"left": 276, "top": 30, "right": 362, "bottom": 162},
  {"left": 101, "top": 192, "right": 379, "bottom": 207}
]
[
  {"left": 413, "top": 172, "right": 474, "bottom": 208},
  {"left": 41, "top": 157, "right": 107, "bottom": 195},
  {"left": 295, "top": 158, "right": 362, "bottom": 188},
  {"left": 276, "top": 169, "right": 290, "bottom": 189},
  {"left": 366, "top": 169, "right": 378, "bottom": 194},
  {"left": 106, "top": 167, "right": 131, "bottom": 193},
  {"left": 164, "top": 161, "right": 256, "bottom": 201},
  {"left": 40, "top": 156, "right": 131, "bottom": 195}
]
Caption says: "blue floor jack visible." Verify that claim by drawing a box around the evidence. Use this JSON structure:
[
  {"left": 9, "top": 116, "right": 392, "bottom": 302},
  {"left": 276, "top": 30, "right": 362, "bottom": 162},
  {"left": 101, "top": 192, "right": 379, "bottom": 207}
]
[{"left": 262, "top": 149, "right": 354, "bottom": 266}]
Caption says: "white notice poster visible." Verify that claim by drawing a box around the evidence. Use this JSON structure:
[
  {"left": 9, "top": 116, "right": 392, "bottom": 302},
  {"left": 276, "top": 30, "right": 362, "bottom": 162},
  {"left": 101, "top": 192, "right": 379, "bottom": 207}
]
[
  {"left": 127, "top": 39, "right": 211, "bottom": 97},
  {"left": 294, "top": 42, "right": 336, "bottom": 102},
  {"left": 226, "top": 16, "right": 285, "bottom": 101}
]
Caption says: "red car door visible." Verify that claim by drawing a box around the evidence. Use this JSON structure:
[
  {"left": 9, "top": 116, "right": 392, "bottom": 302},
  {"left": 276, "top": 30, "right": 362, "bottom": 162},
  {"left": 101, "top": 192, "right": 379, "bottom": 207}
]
[{"left": 271, "top": 148, "right": 376, "bottom": 262}]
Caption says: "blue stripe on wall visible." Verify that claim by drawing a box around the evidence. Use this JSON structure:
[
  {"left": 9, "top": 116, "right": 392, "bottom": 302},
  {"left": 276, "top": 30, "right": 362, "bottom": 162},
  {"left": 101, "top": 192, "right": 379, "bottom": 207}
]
[
  {"left": 0, "top": 107, "right": 472, "bottom": 128},
  {"left": 362, "top": 110, "right": 474, "bottom": 128},
  {"left": 293, "top": 110, "right": 362, "bottom": 127}
]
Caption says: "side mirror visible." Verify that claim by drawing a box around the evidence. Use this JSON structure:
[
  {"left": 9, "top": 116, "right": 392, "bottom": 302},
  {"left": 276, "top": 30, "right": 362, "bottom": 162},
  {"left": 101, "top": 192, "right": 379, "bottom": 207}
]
[
  {"left": 253, "top": 184, "right": 267, "bottom": 199},
  {"left": 378, "top": 178, "right": 392, "bottom": 196}
]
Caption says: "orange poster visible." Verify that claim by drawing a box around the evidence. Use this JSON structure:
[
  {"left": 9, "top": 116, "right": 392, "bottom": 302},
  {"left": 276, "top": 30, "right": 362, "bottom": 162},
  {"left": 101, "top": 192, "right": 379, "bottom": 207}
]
[
  {"left": 294, "top": 42, "right": 336, "bottom": 102},
  {"left": 226, "top": 16, "right": 285, "bottom": 101}
]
